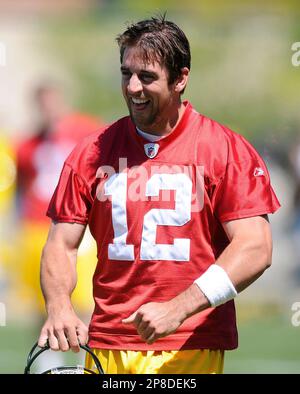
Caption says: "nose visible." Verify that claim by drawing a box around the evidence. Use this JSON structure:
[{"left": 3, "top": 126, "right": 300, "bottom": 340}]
[{"left": 127, "top": 74, "right": 143, "bottom": 95}]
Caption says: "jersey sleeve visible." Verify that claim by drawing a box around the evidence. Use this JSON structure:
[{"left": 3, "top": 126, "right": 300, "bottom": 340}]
[
  {"left": 212, "top": 134, "right": 280, "bottom": 222},
  {"left": 46, "top": 162, "right": 92, "bottom": 224}
]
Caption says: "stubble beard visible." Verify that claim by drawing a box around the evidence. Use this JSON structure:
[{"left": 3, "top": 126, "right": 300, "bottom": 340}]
[{"left": 128, "top": 103, "right": 158, "bottom": 131}]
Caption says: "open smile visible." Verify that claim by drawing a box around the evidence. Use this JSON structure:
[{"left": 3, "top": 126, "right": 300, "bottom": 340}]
[{"left": 131, "top": 97, "right": 150, "bottom": 111}]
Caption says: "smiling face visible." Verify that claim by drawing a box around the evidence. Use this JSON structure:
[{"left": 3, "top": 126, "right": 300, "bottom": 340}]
[{"left": 121, "top": 46, "right": 188, "bottom": 136}]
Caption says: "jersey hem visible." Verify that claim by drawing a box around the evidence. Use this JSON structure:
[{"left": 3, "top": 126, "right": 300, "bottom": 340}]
[
  {"left": 88, "top": 333, "right": 238, "bottom": 351},
  {"left": 218, "top": 205, "right": 280, "bottom": 223},
  {"left": 46, "top": 212, "right": 88, "bottom": 225}
]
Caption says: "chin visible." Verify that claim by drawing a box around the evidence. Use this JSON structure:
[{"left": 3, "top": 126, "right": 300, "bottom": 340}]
[{"left": 131, "top": 117, "right": 148, "bottom": 130}]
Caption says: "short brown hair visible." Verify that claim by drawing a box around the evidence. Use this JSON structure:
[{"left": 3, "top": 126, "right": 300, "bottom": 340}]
[{"left": 116, "top": 14, "right": 191, "bottom": 86}]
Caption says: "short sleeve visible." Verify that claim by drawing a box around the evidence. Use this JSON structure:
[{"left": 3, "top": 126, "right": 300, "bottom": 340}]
[
  {"left": 212, "top": 135, "right": 280, "bottom": 222},
  {"left": 46, "top": 162, "right": 92, "bottom": 224}
]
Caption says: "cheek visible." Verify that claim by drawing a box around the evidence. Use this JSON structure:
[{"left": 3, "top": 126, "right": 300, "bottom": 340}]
[
  {"left": 121, "top": 83, "right": 128, "bottom": 99},
  {"left": 157, "top": 90, "right": 173, "bottom": 106},
  {"left": 121, "top": 77, "right": 128, "bottom": 90}
]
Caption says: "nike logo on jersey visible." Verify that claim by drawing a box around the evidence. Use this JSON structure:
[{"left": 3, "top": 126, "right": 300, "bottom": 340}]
[{"left": 144, "top": 143, "right": 159, "bottom": 158}]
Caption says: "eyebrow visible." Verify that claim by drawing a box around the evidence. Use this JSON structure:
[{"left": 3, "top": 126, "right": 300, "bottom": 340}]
[{"left": 120, "top": 66, "right": 157, "bottom": 76}]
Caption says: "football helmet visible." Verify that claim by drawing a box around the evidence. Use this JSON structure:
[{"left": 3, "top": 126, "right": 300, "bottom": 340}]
[{"left": 24, "top": 341, "right": 104, "bottom": 374}]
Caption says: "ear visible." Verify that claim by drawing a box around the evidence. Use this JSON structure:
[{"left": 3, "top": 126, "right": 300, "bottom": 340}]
[{"left": 174, "top": 67, "right": 189, "bottom": 93}]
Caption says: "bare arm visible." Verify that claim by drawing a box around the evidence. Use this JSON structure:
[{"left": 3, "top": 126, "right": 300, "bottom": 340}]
[
  {"left": 123, "top": 215, "right": 273, "bottom": 344},
  {"left": 212, "top": 214, "right": 272, "bottom": 292},
  {"left": 38, "top": 221, "right": 88, "bottom": 352}
]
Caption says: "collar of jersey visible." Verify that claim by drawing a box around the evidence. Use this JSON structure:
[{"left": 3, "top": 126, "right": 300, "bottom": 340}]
[{"left": 128, "top": 100, "right": 194, "bottom": 158}]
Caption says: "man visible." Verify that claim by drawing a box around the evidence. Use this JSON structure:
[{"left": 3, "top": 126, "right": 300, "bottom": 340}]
[{"left": 38, "top": 16, "right": 280, "bottom": 374}]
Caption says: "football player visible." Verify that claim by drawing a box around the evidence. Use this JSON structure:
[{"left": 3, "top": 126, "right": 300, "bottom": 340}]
[{"left": 38, "top": 16, "right": 280, "bottom": 374}]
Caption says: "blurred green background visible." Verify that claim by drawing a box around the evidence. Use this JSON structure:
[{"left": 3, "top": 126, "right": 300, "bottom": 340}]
[{"left": 0, "top": 0, "right": 300, "bottom": 374}]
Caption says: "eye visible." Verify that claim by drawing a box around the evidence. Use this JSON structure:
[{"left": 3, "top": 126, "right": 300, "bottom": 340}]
[
  {"left": 121, "top": 70, "right": 131, "bottom": 79},
  {"left": 139, "top": 73, "right": 155, "bottom": 84}
]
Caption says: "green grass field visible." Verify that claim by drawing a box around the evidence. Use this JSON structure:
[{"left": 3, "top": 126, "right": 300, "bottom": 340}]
[
  {"left": 225, "top": 314, "right": 300, "bottom": 374},
  {"left": 0, "top": 313, "right": 299, "bottom": 374}
]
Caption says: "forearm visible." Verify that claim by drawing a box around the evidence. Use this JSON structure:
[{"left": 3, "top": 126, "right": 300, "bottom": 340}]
[
  {"left": 38, "top": 222, "right": 88, "bottom": 351},
  {"left": 215, "top": 235, "right": 271, "bottom": 293},
  {"left": 170, "top": 235, "right": 272, "bottom": 322},
  {"left": 40, "top": 240, "right": 78, "bottom": 312},
  {"left": 168, "top": 283, "right": 210, "bottom": 323}
]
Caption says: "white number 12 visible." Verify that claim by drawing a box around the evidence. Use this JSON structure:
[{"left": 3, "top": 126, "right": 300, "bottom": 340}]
[{"left": 105, "top": 173, "right": 192, "bottom": 261}]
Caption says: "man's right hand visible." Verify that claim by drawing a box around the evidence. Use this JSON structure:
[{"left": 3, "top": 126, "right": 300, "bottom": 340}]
[{"left": 38, "top": 305, "right": 88, "bottom": 353}]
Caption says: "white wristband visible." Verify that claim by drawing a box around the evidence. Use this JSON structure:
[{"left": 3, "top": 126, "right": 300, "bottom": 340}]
[{"left": 194, "top": 264, "right": 237, "bottom": 307}]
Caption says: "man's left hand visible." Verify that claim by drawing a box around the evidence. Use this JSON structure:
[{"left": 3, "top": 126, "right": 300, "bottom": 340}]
[{"left": 122, "top": 300, "right": 185, "bottom": 344}]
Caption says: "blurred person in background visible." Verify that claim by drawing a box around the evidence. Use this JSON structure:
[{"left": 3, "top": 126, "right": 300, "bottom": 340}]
[
  {"left": 15, "top": 81, "right": 103, "bottom": 371},
  {"left": 0, "top": 133, "right": 16, "bottom": 311},
  {"left": 289, "top": 139, "right": 300, "bottom": 227},
  {"left": 289, "top": 139, "right": 300, "bottom": 269},
  {"left": 38, "top": 16, "right": 280, "bottom": 374}
]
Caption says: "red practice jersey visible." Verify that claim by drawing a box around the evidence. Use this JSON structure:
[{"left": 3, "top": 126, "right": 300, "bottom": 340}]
[
  {"left": 47, "top": 101, "right": 280, "bottom": 350},
  {"left": 17, "top": 113, "right": 102, "bottom": 222}
]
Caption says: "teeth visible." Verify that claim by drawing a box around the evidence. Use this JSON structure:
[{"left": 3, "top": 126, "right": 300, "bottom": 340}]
[{"left": 132, "top": 98, "right": 149, "bottom": 104}]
